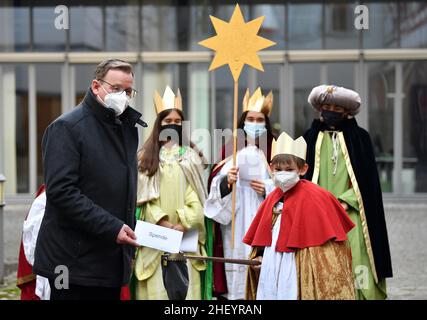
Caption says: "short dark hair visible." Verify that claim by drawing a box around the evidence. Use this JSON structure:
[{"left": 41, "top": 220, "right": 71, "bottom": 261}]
[
  {"left": 271, "top": 154, "right": 306, "bottom": 170},
  {"left": 94, "top": 58, "right": 134, "bottom": 80}
]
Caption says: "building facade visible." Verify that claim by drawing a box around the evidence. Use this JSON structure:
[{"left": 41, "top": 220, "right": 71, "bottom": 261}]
[{"left": 0, "top": 0, "right": 426, "bottom": 200}]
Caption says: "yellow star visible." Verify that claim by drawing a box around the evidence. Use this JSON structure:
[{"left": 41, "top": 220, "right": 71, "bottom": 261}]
[{"left": 199, "top": 4, "right": 276, "bottom": 81}]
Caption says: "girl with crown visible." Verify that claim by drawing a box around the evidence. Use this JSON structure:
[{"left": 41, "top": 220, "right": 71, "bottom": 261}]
[
  {"left": 204, "top": 88, "right": 277, "bottom": 300},
  {"left": 132, "top": 86, "right": 208, "bottom": 300}
]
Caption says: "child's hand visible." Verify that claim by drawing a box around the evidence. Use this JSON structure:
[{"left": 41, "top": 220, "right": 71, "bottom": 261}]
[
  {"left": 251, "top": 256, "right": 263, "bottom": 270},
  {"left": 250, "top": 180, "right": 265, "bottom": 196},
  {"left": 227, "top": 166, "right": 239, "bottom": 185},
  {"left": 340, "top": 201, "right": 349, "bottom": 211},
  {"left": 158, "top": 218, "right": 174, "bottom": 229},
  {"left": 172, "top": 223, "right": 186, "bottom": 233}
]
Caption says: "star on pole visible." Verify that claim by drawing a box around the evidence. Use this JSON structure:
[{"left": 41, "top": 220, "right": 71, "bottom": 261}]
[{"left": 199, "top": 4, "right": 276, "bottom": 81}]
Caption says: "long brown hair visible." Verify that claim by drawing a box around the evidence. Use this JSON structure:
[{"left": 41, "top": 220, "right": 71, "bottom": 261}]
[{"left": 138, "top": 109, "right": 205, "bottom": 176}]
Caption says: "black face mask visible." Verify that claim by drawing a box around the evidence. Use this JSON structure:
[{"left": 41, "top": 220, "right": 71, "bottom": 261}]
[
  {"left": 160, "top": 124, "right": 183, "bottom": 144},
  {"left": 321, "top": 110, "right": 345, "bottom": 127}
]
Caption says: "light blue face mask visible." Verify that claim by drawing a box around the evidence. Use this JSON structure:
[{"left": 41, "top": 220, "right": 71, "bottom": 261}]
[{"left": 244, "top": 121, "right": 267, "bottom": 139}]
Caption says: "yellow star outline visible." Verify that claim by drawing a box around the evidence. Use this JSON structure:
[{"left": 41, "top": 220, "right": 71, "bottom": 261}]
[{"left": 199, "top": 4, "right": 276, "bottom": 81}]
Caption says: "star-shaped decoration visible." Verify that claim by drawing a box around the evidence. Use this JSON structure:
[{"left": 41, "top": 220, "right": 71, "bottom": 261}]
[{"left": 199, "top": 4, "right": 276, "bottom": 81}]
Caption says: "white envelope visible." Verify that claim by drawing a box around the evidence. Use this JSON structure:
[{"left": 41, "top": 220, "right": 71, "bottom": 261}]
[
  {"left": 237, "top": 148, "right": 264, "bottom": 181},
  {"left": 179, "top": 229, "right": 199, "bottom": 253},
  {"left": 135, "top": 220, "right": 183, "bottom": 253}
]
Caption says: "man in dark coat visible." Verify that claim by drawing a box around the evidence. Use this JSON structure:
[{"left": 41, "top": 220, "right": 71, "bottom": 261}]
[
  {"left": 303, "top": 84, "right": 393, "bottom": 300},
  {"left": 33, "top": 59, "right": 146, "bottom": 300}
]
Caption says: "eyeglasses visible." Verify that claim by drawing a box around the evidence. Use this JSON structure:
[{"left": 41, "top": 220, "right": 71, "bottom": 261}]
[{"left": 99, "top": 79, "right": 138, "bottom": 99}]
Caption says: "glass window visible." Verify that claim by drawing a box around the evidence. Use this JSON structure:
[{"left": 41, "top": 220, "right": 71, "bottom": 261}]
[
  {"left": 33, "top": 6, "right": 66, "bottom": 51},
  {"left": 212, "top": 63, "right": 249, "bottom": 165},
  {"left": 1, "top": 65, "right": 29, "bottom": 194},
  {"left": 188, "top": 63, "right": 210, "bottom": 162},
  {"left": 402, "top": 60, "right": 427, "bottom": 193},
  {"left": 140, "top": 62, "right": 210, "bottom": 161},
  {"left": 362, "top": 2, "right": 399, "bottom": 49},
  {"left": 141, "top": 63, "right": 179, "bottom": 138},
  {"left": 214, "top": 64, "right": 249, "bottom": 132},
  {"left": 142, "top": 1, "right": 179, "bottom": 51},
  {"left": 75, "top": 64, "right": 98, "bottom": 105},
  {"left": 288, "top": 3, "right": 322, "bottom": 50},
  {"left": 252, "top": 4, "right": 285, "bottom": 50},
  {"left": 327, "top": 62, "right": 354, "bottom": 90},
  {"left": 15, "top": 65, "right": 30, "bottom": 193},
  {"left": 0, "top": 6, "right": 30, "bottom": 52},
  {"left": 141, "top": 2, "right": 284, "bottom": 52},
  {"left": 367, "top": 61, "right": 395, "bottom": 193},
  {"left": 400, "top": 2, "right": 427, "bottom": 48},
  {"left": 187, "top": 62, "right": 210, "bottom": 130},
  {"left": 36, "top": 64, "right": 62, "bottom": 187},
  {"left": 257, "top": 64, "right": 282, "bottom": 136},
  {"left": 105, "top": 0, "right": 139, "bottom": 51},
  {"left": 189, "top": 1, "right": 215, "bottom": 51},
  {"left": 293, "top": 63, "right": 321, "bottom": 137},
  {"left": 70, "top": 6, "right": 103, "bottom": 51},
  {"left": 324, "top": 2, "right": 360, "bottom": 49}
]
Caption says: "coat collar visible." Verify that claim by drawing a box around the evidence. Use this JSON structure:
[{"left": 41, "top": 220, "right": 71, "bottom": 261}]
[{"left": 84, "top": 87, "right": 144, "bottom": 127}]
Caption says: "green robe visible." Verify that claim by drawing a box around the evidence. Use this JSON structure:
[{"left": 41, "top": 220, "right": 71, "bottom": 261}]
[
  {"left": 318, "top": 131, "right": 387, "bottom": 300},
  {"left": 132, "top": 145, "right": 207, "bottom": 300}
]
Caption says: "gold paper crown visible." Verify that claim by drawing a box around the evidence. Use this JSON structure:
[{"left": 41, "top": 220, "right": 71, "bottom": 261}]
[
  {"left": 242, "top": 87, "right": 273, "bottom": 116},
  {"left": 153, "top": 86, "right": 183, "bottom": 114},
  {"left": 271, "top": 132, "right": 307, "bottom": 160}
]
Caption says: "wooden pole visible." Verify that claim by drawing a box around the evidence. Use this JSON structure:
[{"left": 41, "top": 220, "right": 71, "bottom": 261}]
[
  {"left": 162, "top": 253, "right": 261, "bottom": 266},
  {"left": 183, "top": 255, "right": 261, "bottom": 266},
  {"left": 231, "top": 81, "right": 238, "bottom": 249}
]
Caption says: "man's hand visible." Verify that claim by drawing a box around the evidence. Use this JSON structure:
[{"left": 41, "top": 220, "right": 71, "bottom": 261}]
[
  {"left": 227, "top": 166, "right": 239, "bottom": 185},
  {"left": 251, "top": 256, "right": 263, "bottom": 270},
  {"left": 116, "top": 224, "right": 139, "bottom": 247},
  {"left": 250, "top": 180, "right": 266, "bottom": 196}
]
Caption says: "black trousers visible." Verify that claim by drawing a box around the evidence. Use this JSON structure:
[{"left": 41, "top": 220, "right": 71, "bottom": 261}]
[{"left": 48, "top": 279, "right": 121, "bottom": 300}]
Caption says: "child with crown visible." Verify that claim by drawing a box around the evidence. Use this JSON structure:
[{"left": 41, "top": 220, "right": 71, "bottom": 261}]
[
  {"left": 204, "top": 88, "right": 277, "bottom": 300},
  {"left": 132, "top": 86, "right": 208, "bottom": 300},
  {"left": 243, "top": 132, "right": 356, "bottom": 300}
]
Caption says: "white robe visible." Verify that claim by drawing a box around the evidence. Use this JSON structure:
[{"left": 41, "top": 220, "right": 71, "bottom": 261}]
[
  {"left": 22, "top": 192, "right": 51, "bottom": 300},
  {"left": 204, "top": 146, "right": 274, "bottom": 300},
  {"left": 256, "top": 204, "right": 298, "bottom": 300}
]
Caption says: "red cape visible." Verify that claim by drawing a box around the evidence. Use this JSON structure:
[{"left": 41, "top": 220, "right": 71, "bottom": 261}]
[
  {"left": 243, "top": 180, "right": 355, "bottom": 251},
  {"left": 17, "top": 185, "right": 46, "bottom": 300}
]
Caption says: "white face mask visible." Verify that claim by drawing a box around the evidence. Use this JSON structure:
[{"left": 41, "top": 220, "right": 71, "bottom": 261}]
[
  {"left": 244, "top": 121, "right": 266, "bottom": 139},
  {"left": 273, "top": 170, "right": 300, "bottom": 193},
  {"left": 99, "top": 85, "right": 130, "bottom": 116}
]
